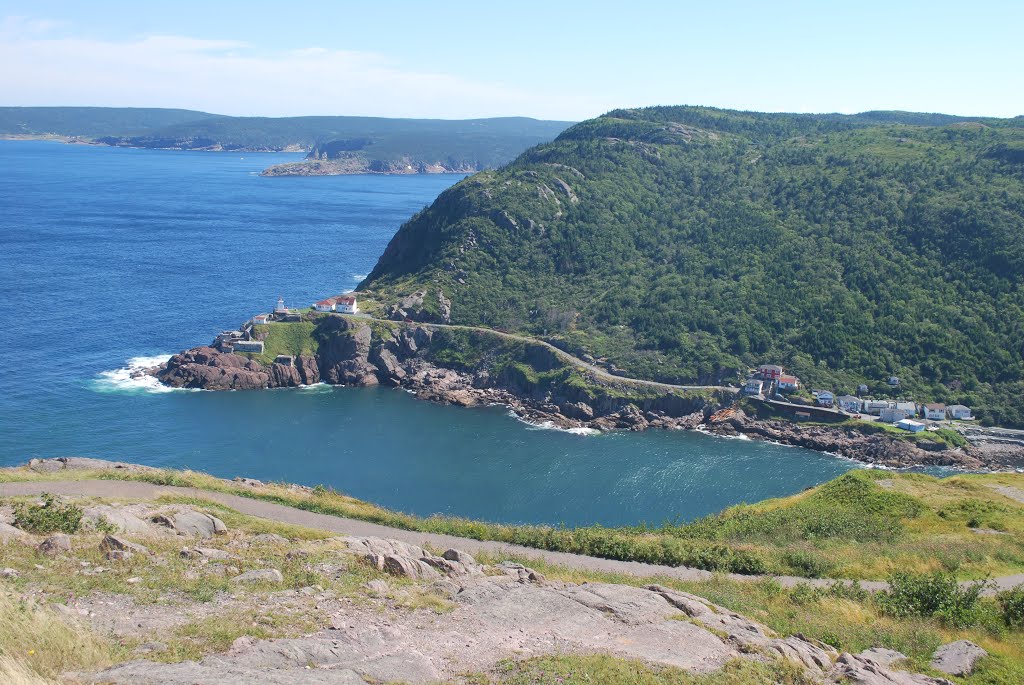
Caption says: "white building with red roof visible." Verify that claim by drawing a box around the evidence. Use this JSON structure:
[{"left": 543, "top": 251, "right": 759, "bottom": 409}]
[
  {"left": 334, "top": 294, "right": 359, "bottom": 314},
  {"left": 314, "top": 298, "right": 336, "bottom": 313}
]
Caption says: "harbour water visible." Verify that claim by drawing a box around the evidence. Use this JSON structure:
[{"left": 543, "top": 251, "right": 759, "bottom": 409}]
[{"left": 0, "top": 140, "right": 857, "bottom": 527}]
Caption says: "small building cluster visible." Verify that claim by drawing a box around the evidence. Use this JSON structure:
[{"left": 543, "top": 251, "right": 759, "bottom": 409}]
[
  {"left": 748, "top": 362, "right": 974, "bottom": 430},
  {"left": 313, "top": 293, "right": 359, "bottom": 314}
]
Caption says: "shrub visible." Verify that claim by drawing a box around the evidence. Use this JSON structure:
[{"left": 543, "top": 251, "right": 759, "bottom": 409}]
[
  {"left": 12, "top": 494, "right": 83, "bottom": 534},
  {"left": 782, "top": 550, "right": 835, "bottom": 578},
  {"left": 997, "top": 587, "right": 1024, "bottom": 629},
  {"left": 877, "top": 571, "right": 990, "bottom": 628}
]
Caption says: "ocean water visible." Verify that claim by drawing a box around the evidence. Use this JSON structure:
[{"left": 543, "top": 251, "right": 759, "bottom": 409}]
[{"left": 0, "top": 141, "right": 857, "bottom": 527}]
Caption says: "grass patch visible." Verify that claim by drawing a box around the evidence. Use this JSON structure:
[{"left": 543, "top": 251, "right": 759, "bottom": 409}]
[
  {"left": 3, "top": 466, "right": 1024, "bottom": 581},
  {"left": 493, "top": 654, "right": 817, "bottom": 685},
  {"left": 0, "top": 593, "right": 121, "bottom": 680}
]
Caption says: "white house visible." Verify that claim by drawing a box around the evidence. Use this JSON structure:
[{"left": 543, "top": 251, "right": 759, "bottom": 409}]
[
  {"left": 895, "top": 401, "right": 918, "bottom": 416},
  {"left": 880, "top": 406, "right": 912, "bottom": 423},
  {"left": 816, "top": 391, "right": 835, "bottom": 408},
  {"left": 923, "top": 403, "right": 947, "bottom": 421},
  {"left": 837, "top": 395, "right": 861, "bottom": 412},
  {"left": 864, "top": 400, "right": 891, "bottom": 416},
  {"left": 947, "top": 404, "right": 973, "bottom": 420},
  {"left": 888, "top": 376, "right": 901, "bottom": 387},
  {"left": 334, "top": 294, "right": 359, "bottom": 314},
  {"left": 778, "top": 375, "right": 800, "bottom": 391},
  {"left": 744, "top": 379, "right": 764, "bottom": 396},
  {"left": 896, "top": 419, "right": 926, "bottom": 433},
  {"left": 314, "top": 298, "right": 336, "bottom": 313},
  {"left": 252, "top": 314, "right": 271, "bottom": 325}
]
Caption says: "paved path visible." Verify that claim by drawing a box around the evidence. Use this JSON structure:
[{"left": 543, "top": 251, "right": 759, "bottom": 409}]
[{"left": 5, "top": 480, "right": 1022, "bottom": 594}]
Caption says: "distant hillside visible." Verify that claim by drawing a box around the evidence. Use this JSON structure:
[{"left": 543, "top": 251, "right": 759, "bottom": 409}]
[
  {"left": 0, "top": 106, "right": 572, "bottom": 171},
  {"left": 361, "top": 106, "right": 1024, "bottom": 427},
  {"left": 0, "top": 106, "right": 218, "bottom": 138}
]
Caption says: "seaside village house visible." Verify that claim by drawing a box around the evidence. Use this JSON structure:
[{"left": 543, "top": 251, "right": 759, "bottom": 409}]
[
  {"left": 947, "top": 404, "right": 973, "bottom": 420},
  {"left": 313, "top": 293, "right": 359, "bottom": 314},
  {"left": 863, "top": 399, "right": 890, "bottom": 416},
  {"left": 758, "top": 364, "right": 783, "bottom": 381},
  {"left": 815, "top": 391, "right": 835, "bottom": 408},
  {"left": 837, "top": 395, "right": 861, "bottom": 413},
  {"left": 778, "top": 374, "right": 800, "bottom": 391},
  {"left": 924, "top": 403, "right": 947, "bottom": 421},
  {"left": 335, "top": 294, "right": 359, "bottom": 314},
  {"left": 896, "top": 418, "right": 926, "bottom": 433},
  {"left": 880, "top": 404, "right": 913, "bottom": 423},
  {"left": 252, "top": 314, "right": 271, "bottom": 325},
  {"left": 744, "top": 379, "right": 765, "bottom": 396}
]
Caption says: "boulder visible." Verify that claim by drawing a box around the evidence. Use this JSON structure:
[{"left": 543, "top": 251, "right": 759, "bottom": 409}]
[
  {"left": 0, "top": 521, "right": 28, "bottom": 541},
  {"left": 495, "top": 561, "right": 545, "bottom": 583},
  {"left": 232, "top": 569, "right": 284, "bottom": 584},
  {"left": 930, "top": 640, "right": 988, "bottom": 676},
  {"left": 100, "top": 535, "right": 150, "bottom": 556},
  {"left": 83, "top": 505, "right": 157, "bottom": 536},
  {"left": 38, "top": 533, "right": 72, "bottom": 555},
  {"left": 833, "top": 652, "right": 954, "bottom": 684},
  {"left": 857, "top": 648, "right": 909, "bottom": 668},
  {"left": 1, "top": 568, "right": 20, "bottom": 578},
  {"left": 155, "top": 511, "right": 227, "bottom": 538}
]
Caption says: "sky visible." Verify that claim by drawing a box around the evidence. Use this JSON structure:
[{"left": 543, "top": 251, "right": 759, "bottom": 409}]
[{"left": 1, "top": 0, "right": 1022, "bottom": 121}]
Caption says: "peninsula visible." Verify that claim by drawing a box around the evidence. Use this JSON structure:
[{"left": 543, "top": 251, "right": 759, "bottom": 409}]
[{"left": 151, "top": 105, "right": 1024, "bottom": 470}]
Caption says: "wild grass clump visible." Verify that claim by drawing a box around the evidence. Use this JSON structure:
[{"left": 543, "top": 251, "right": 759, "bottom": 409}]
[
  {"left": 12, "top": 494, "right": 83, "bottom": 534},
  {"left": 877, "top": 571, "right": 990, "bottom": 628},
  {"left": 0, "top": 594, "right": 116, "bottom": 679}
]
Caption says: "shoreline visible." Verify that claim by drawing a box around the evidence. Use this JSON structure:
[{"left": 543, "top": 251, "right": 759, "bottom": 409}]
[{"left": 147, "top": 318, "right": 1024, "bottom": 471}]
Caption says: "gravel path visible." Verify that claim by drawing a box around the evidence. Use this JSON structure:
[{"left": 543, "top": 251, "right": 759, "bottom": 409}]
[{"left": 3, "top": 479, "right": 1022, "bottom": 593}]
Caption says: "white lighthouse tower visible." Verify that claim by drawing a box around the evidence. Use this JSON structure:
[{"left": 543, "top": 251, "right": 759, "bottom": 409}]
[{"left": 274, "top": 296, "right": 288, "bottom": 314}]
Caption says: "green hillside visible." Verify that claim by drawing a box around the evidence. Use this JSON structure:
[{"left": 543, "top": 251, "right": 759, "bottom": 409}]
[
  {"left": 94, "top": 114, "right": 571, "bottom": 155},
  {"left": 0, "top": 107, "right": 571, "bottom": 163},
  {"left": 361, "top": 106, "right": 1024, "bottom": 427},
  {"left": 0, "top": 106, "right": 218, "bottom": 137}
]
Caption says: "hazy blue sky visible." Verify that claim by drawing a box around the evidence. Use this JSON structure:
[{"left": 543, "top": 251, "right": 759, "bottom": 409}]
[{"left": 2, "top": 0, "right": 1021, "bottom": 120}]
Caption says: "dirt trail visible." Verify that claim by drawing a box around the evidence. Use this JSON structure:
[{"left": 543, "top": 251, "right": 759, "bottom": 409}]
[{"left": 4, "top": 479, "right": 1023, "bottom": 593}]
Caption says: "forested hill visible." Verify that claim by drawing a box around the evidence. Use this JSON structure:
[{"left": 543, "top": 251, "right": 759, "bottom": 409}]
[
  {"left": 360, "top": 106, "right": 1024, "bottom": 427},
  {"left": 0, "top": 107, "right": 219, "bottom": 138},
  {"left": 0, "top": 107, "right": 571, "bottom": 161}
]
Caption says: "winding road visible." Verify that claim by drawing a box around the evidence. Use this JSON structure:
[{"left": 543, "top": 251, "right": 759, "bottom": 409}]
[
  {"left": 3, "top": 479, "right": 1021, "bottom": 594},
  {"left": 352, "top": 314, "right": 740, "bottom": 395}
]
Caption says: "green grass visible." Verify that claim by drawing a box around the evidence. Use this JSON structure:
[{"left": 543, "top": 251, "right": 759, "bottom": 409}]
[
  {"left": 249, "top": 321, "right": 318, "bottom": 364},
  {"left": 4, "top": 465, "right": 1024, "bottom": 581}
]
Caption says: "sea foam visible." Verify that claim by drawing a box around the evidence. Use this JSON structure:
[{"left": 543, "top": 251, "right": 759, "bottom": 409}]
[{"left": 93, "top": 355, "right": 185, "bottom": 394}]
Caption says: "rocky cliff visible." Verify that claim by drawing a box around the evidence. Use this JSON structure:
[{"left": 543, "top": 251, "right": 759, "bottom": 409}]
[
  {"left": 154, "top": 315, "right": 720, "bottom": 432},
  {"left": 151, "top": 313, "right": 1024, "bottom": 469}
]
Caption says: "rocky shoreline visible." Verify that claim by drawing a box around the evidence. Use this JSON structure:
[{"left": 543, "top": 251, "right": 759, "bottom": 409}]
[
  {"left": 149, "top": 317, "right": 1024, "bottom": 471},
  {"left": 260, "top": 158, "right": 483, "bottom": 177}
]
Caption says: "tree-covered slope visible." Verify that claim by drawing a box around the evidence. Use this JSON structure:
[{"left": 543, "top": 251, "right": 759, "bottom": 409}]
[
  {"left": 361, "top": 106, "right": 1024, "bottom": 426},
  {"left": 0, "top": 106, "right": 219, "bottom": 137}
]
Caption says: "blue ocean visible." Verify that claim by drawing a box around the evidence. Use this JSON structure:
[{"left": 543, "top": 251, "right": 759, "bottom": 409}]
[{"left": 0, "top": 140, "right": 857, "bottom": 527}]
